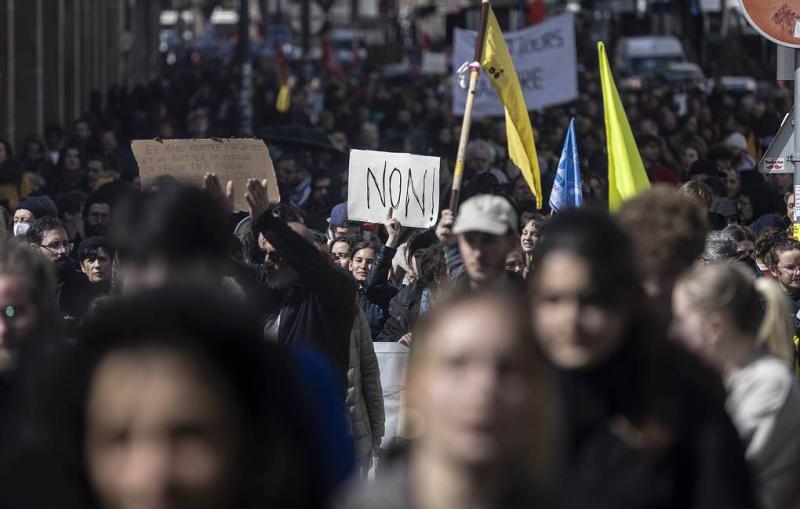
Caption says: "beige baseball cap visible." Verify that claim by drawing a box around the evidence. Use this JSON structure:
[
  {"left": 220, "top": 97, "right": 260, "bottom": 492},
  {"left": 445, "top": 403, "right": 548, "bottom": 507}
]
[{"left": 452, "top": 194, "right": 518, "bottom": 236}]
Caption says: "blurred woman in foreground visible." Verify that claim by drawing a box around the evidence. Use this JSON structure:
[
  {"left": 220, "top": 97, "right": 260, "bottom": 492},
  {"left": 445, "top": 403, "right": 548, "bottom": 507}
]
[
  {"left": 3, "top": 285, "right": 324, "bottom": 509},
  {"left": 673, "top": 263, "right": 800, "bottom": 509},
  {"left": 343, "top": 286, "right": 560, "bottom": 509},
  {"left": 529, "top": 207, "right": 757, "bottom": 509}
]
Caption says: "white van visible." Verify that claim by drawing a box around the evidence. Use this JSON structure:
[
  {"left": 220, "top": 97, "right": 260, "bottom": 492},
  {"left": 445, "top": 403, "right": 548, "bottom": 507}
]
[{"left": 614, "top": 36, "right": 688, "bottom": 77}]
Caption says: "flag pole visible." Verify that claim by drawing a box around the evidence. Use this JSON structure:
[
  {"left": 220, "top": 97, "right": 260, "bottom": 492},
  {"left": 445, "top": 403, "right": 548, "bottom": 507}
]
[{"left": 449, "top": 0, "right": 490, "bottom": 211}]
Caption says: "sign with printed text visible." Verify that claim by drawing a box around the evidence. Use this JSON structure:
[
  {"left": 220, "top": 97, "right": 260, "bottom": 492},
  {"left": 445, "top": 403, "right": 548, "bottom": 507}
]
[
  {"left": 758, "top": 107, "right": 795, "bottom": 174},
  {"left": 131, "top": 138, "right": 280, "bottom": 211},
  {"left": 452, "top": 13, "right": 577, "bottom": 118},
  {"left": 347, "top": 149, "right": 440, "bottom": 229}
]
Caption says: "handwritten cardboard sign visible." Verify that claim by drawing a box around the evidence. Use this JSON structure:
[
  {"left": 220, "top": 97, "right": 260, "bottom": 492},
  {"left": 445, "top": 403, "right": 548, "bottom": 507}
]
[
  {"left": 131, "top": 138, "right": 280, "bottom": 211},
  {"left": 347, "top": 149, "right": 440, "bottom": 229}
]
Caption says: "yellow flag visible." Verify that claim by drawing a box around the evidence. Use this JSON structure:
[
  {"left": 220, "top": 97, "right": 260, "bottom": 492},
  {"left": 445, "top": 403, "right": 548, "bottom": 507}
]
[
  {"left": 276, "top": 83, "right": 291, "bottom": 113},
  {"left": 598, "top": 41, "right": 650, "bottom": 210},
  {"left": 481, "top": 7, "right": 542, "bottom": 209}
]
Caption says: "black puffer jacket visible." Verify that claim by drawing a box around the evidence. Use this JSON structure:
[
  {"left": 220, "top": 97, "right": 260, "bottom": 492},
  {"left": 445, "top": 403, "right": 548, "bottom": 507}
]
[{"left": 375, "top": 281, "right": 425, "bottom": 342}]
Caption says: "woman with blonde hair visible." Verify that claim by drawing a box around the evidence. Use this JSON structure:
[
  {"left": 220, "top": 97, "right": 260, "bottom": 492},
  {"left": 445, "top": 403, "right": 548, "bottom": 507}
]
[{"left": 673, "top": 263, "right": 800, "bottom": 509}]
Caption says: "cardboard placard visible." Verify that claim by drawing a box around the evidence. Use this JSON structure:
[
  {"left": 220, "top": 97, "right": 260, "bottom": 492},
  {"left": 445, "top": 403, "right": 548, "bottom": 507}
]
[
  {"left": 347, "top": 149, "right": 440, "bottom": 229},
  {"left": 131, "top": 138, "right": 280, "bottom": 211}
]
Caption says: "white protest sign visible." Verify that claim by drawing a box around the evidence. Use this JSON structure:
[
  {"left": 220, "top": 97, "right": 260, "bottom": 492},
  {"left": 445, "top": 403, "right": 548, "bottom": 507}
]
[
  {"left": 347, "top": 149, "right": 440, "bottom": 229},
  {"left": 452, "top": 13, "right": 578, "bottom": 118},
  {"left": 373, "top": 342, "right": 409, "bottom": 451}
]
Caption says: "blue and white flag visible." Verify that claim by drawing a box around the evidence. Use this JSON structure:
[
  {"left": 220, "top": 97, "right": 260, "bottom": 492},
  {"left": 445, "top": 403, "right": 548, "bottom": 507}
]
[{"left": 549, "top": 118, "right": 583, "bottom": 212}]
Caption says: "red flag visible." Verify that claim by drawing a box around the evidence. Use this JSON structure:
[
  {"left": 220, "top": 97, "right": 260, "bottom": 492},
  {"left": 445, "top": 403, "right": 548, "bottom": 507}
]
[{"left": 526, "top": 0, "right": 545, "bottom": 25}]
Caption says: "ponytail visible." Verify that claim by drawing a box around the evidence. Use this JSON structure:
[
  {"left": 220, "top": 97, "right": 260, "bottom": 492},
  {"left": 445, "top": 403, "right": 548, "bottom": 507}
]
[{"left": 754, "top": 277, "right": 796, "bottom": 364}]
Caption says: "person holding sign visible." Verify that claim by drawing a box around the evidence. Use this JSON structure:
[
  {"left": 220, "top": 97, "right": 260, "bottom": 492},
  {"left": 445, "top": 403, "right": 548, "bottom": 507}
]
[
  {"left": 357, "top": 209, "right": 403, "bottom": 339},
  {"left": 435, "top": 195, "right": 521, "bottom": 290}
]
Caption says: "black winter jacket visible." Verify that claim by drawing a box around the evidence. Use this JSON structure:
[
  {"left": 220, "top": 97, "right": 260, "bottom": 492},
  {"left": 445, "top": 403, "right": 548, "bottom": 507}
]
[
  {"left": 255, "top": 212, "right": 356, "bottom": 393},
  {"left": 375, "top": 281, "right": 425, "bottom": 342}
]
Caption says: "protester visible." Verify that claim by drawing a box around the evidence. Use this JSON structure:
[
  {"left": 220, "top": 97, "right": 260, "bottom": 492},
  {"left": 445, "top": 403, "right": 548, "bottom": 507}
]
[
  {"left": 48, "top": 145, "right": 88, "bottom": 195},
  {"left": 331, "top": 238, "right": 354, "bottom": 270},
  {"left": 77, "top": 237, "right": 114, "bottom": 291},
  {"left": 342, "top": 286, "right": 560, "bottom": 509},
  {"left": 701, "top": 230, "right": 739, "bottom": 264},
  {"left": 0, "top": 238, "right": 58, "bottom": 373},
  {"left": 0, "top": 138, "right": 30, "bottom": 210},
  {"left": 504, "top": 247, "right": 526, "bottom": 277},
  {"left": 519, "top": 212, "right": 546, "bottom": 269},
  {"left": 111, "top": 183, "right": 232, "bottom": 293},
  {"left": 617, "top": 186, "right": 709, "bottom": 317},
  {"left": 376, "top": 245, "right": 449, "bottom": 343},
  {"left": 328, "top": 202, "right": 361, "bottom": 243},
  {"left": 1, "top": 285, "right": 327, "bottom": 509},
  {"left": 26, "top": 216, "right": 98, "bottom": 325},
  {"left": 12, "top": 195, "right": 58, "bottom": 237},
  {"left": 766, "top": 236, "right": 800, "bottom": 322},
  {"left": 724, "top": 224, "right": 756, "bottom": 257},
  {"left": 0, "top": 206, "right": 9, "bottom": 238},
  {"left": 673, "top": 263, "right": 800, "bottom": 509},
  {"left": 83, "top": 190, "right": 113, "bottom": 238},
  {"left": 358, "top": 211, "right": 404, "bottom": 338},
  {"left": 349, "top": 241, "right": 386, "bottom": 338},
  {"left": 276, "top": 153, "right": 312, "bottom": 210},
  {"left": 54, "top": 191, "right": 86, "bottom": 244},
  {"left": 436, "top": 195, "right": 519, "bottom": 290},
  {"left": 754, "top": 228, "right": 785, "bottom": 277},
  {"left": 529, "top": 207, "right": 756, "bottom": 509},
  {"left": 679, "top": 180, "right": 726, "bottom": 230},
  {"left": 249, "top": 179, "right": 356, "bottom": 391}
]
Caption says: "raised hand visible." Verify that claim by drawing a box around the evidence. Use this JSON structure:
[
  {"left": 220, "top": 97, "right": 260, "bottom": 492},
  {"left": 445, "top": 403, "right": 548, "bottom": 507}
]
[
  {"left": 384, "top": 208, "right": 403, "bottom": 248},
  {"left": 435, "top": 209, "right": 456, "bottom": 246},
  {"left": 204, "top": 173, "right": 235, "bottom": 216},
  {"left": 245, "top": 178, "right": 270, "bottom": 220}
]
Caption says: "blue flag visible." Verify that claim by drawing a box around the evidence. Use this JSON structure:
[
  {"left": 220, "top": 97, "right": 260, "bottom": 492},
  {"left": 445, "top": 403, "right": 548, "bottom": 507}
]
[{"left": 549, "top": 118, "right": 583, "bottom": 212}]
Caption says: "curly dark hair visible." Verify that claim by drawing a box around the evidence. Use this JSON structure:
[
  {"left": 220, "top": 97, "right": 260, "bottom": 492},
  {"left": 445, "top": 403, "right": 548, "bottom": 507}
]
[
  {"left": 415, "top": 245, "right": 448, "bottom": 290},
  {"left": 754, "top": 227, "right": 786, "bottom": 264},
  {"left": 616, "top": 185, "right": 709, "bottom": 280}
]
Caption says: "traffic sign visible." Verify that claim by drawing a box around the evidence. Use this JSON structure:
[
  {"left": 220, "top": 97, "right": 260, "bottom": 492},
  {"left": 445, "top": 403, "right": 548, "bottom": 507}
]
[
  {"left": 740, "top": 0, "right": 800, "bottom": 49},
  {"left": 759, "top": 107, "right": 795, "bottom": 174}
]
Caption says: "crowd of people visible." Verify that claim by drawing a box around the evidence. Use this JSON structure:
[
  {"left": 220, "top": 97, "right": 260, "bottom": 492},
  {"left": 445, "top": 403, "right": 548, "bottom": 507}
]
[{"left": 1, "top": 40, "right": 800, "bottom": 509}]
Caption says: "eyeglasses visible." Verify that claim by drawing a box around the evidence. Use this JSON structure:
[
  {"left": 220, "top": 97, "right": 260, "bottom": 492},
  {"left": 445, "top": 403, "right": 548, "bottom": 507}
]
[
  {"left": 40, "top": 241, "right": 73, "bottom": 254},
  {"left": 778, "top": 265, "right": 800, "bottom": 274}
]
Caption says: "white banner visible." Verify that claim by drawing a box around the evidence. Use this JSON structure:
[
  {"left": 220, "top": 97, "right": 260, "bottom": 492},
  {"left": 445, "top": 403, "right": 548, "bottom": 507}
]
[
  {"left": 452, "top": 13, "right": 578, "bottom": 118},
  {"left": 347, "top": 149, "right": 440, "bottom": 229},
  {"left": 373, "top": 342, "right": 409, "bottom": 451}
]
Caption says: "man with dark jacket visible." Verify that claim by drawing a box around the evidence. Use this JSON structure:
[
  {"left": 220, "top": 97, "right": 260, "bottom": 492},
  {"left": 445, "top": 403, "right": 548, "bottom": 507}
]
[
  {"left": 253, "top": 210, "right": 356, "bottom": 391},
  {"left": 26, "top": 216, "right": 99, "bottom": 325}
]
